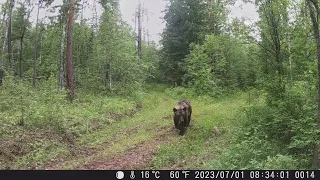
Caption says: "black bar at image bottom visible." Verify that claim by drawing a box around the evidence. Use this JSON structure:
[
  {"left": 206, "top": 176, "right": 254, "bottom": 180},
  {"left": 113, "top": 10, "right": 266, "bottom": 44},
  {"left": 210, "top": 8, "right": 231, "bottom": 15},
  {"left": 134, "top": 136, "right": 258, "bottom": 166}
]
[{"left": 0, "top": 170, "right": 319, "bottom": 180}]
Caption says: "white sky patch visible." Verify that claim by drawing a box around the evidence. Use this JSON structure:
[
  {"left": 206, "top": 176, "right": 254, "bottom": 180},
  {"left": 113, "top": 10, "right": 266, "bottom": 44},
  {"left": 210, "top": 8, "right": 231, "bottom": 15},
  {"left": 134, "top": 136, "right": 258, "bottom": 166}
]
[
  {"left": 230, "top": 0, "right": 259, "bottom": 24},
  {"left": 0, "top": 0, "right": 259, "bottom": 44},
  {"left": 119, "top": 0, "right": 167, "bottom": 44}
]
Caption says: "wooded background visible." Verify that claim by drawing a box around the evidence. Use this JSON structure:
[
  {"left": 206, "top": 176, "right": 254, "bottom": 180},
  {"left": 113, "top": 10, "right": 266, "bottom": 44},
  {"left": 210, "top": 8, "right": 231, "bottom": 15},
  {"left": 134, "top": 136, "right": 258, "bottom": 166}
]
[{"left": 1, "top": 0, "right": 320, "bottom": 170}]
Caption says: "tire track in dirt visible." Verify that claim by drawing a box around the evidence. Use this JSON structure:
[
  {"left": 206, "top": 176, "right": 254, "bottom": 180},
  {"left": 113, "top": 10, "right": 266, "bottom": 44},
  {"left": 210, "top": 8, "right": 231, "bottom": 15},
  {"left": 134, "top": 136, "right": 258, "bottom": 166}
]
[
  {"left": 77, "top": 123, "right": 176, "bottom": 170},
  {"left": 45, "top": 96, "right": 177, "bottom": 170},
  {"left": 46, "top": 114, "right": 177, "bottom": 170},
  {"left": 80, "top": 140, "right": 160, "bottom": 170},
  {"left": 45, "top": 121, "right": 149, "bottom": 170}
]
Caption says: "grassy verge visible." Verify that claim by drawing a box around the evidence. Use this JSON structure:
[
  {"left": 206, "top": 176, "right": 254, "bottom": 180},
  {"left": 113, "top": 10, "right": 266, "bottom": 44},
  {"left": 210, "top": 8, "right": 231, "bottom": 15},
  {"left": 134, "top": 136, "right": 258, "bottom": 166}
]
[{"left": 0, "top": 76, "right": 140, "bottom": 169}]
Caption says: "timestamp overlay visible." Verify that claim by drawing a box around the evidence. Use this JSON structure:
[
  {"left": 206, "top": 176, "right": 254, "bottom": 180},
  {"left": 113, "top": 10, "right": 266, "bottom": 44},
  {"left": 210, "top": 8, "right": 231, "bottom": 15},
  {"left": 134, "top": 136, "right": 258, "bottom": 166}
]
[
  {"left": 3, "top": 170, "right": 317, "bottom": 180},
  {"left": 248, "top": 170, "right": 317, "bottom": 179},
  {"left": 114, "top": 170, "right": 319, "bottom": 180}
]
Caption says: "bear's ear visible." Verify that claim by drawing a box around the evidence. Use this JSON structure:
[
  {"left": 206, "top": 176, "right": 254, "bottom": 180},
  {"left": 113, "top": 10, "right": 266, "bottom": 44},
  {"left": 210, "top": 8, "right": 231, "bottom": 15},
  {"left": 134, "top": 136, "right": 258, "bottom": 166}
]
[
  {"left": 173, "top": 108, "right": 177, "bottom": 112},
  {"left": 183, "top": 107, "right": 187, "bottom": 111}
]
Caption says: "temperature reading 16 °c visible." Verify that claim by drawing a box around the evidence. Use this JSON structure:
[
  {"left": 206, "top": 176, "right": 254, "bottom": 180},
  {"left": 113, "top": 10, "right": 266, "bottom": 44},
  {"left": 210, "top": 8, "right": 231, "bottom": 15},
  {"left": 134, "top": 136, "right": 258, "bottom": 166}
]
[{"left": 141, "top": 171, "right": 160, "bottom": 179}]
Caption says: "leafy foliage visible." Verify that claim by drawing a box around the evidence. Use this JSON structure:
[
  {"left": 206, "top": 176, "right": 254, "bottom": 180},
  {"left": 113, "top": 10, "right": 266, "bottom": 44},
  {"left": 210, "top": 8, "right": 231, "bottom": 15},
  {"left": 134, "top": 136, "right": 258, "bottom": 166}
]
[
  {"left": 160, "top": 0, "right": 206, "bottom": 85},
  {"left": 184, "top": 35, "right": 259, "bottom": 96}
]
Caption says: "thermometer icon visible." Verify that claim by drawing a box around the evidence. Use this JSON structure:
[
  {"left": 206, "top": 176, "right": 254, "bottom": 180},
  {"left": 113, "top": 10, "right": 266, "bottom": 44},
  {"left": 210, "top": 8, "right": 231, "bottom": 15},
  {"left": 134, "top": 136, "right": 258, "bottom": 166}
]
[{"left": 130, "top": 171, "right": 135, "bottom": 179}]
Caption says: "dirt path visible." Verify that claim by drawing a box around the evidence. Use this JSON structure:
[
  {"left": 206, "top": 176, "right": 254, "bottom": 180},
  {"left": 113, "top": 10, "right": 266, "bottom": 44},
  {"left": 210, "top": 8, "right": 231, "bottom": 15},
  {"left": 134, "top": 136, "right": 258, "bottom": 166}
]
[
  {"left": 44, "top": 92, "right": 244, "bottom": 170},
  {"left": 45, "top": 99, "right": 179, "bottom": 170},
  {"left": 77, "top": 121, "right": 177, "bottom": 170},
  {"left": 81, "top": 133, "right": 170, "bottom": 170}
]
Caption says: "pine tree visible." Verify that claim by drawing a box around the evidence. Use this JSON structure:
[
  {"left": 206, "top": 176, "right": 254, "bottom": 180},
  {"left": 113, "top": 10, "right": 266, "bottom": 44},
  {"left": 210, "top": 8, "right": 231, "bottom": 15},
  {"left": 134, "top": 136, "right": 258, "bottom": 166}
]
[{"left": 160, "top": 0, "right": 206, "bottom": 86}]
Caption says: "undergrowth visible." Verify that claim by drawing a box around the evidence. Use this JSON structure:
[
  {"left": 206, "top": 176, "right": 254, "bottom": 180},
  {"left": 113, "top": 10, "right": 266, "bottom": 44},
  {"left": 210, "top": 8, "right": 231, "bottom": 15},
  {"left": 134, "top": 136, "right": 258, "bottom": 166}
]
[
  {"left": 1, "top": 80, "right": 316, "bottom": 170},
  {"left": 0, "top": 75, "right": 141, "bottom": 169},
  {"left": 204, "top": 87, "right": 317, "bottom": 170}
]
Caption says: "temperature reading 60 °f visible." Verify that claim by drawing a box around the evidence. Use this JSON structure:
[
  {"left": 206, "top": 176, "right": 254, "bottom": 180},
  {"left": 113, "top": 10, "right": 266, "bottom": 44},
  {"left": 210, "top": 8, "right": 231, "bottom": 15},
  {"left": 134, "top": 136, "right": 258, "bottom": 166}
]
[
  {"left": 170, "top": 171, "right": 190, "bottom": 179},
  {"left": 141, "top": 171, "right": 160, "bottom": 179}
]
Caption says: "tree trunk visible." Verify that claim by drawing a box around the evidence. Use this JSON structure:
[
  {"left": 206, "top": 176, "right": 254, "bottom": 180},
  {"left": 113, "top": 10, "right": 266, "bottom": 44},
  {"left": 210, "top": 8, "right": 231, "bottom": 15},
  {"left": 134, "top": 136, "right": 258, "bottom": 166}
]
[
  {"left": 0, "top": 3, "right": 7, "bottom": 69},
  {"left": 146, "top": 8, "right": 150, "bottom": 46},
  {"left": 66, "top": 0, "right": 75, "bottom": 101},
  {"left": 104, "top": 63, "right": 110, "bottom": 89},
  {"left": 2, "top": 14, "right": 8, "bottom": 59},
  {"left": 137, "top": 0, "right": 142, "bottom": 59},
  {"left": 78, "top": 0, "right": 84, "bottom": 68},
  {"left": 0, "top": 4, "right": 7, "bottom": 86},
  {"left": 92, "top": 0, "right": 98, "bottom": 31},
  {"left": 307, "top": 0, "right": 320, "bottom": 170},
  {"left": 19, "top": 37, "right": 22, "bottom": 78},
  {"left": 59, "top": 23, "right": 65, "bottom": 93},
  {"left": 7, "top": 0, "right": 14, "bottom": 70},
  {"left": 109, "top": 64, "right": 111, "bottom": 90},
  {"left": 33, "top": 1, "right": 42, "bottom": 88},
  {"left": 104, "top": 50, "right": 111, "bottom": 90},
  {"left": 19, "top": 7, "right": 32, "bottom": 78},
  {"left": 288, "top": 33, "right": 292, "bottom": 83}
]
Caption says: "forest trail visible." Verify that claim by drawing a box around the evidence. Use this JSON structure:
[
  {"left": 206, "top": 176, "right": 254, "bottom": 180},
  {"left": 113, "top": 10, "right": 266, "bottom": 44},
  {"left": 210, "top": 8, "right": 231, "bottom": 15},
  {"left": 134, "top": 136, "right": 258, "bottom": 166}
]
[{"left": 45, "top": 90, "right": 247, "bottom": 170}]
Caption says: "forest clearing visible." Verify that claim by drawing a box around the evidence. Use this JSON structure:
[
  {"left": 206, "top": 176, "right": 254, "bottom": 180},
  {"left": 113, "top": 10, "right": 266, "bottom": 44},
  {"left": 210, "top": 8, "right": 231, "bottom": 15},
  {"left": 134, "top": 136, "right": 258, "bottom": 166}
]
[
  {"left": 1, "top": 0, "right": 320, "bottom": 170},
  {"left": 1, "top": 83, "right": 249, "bottom": 170}
]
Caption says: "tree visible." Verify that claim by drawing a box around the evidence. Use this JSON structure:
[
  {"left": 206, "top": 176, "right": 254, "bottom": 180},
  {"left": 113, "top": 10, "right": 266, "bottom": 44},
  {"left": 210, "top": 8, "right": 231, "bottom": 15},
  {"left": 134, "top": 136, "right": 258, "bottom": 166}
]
[
  {"left": 7, "top": 0, "right": 14, "bottom": 70},
  {"left": 33, "top": 0, "right": 55, "bottom": 87},
  {"left": 227, "top": 17, "right": 255, "bottom": 43},
  {"left": 58, "top": 0, "right": 68, "bottom": 93},
  {"left": 33, "top": 0, "right": 43, "bottom": 88},
  {"left": 86, "top": 0, "right": 151, "bottom": 94},
  {"left": 66, "top": 0, "right": 75, "bottom": 101},
  {"left": 0, "top": 1, "right": 8, "bottom": 86},
  {"left": 160, "top": 0, "right": 206, "bottom": 86},
  {"left": 184, "top": 34, "right": 256, "bottom": 96},
  {"left": 12, "top": 1, "right": 33, "bottom": 78},
  {"left": 205, "top": 0, "right": 234, "bottom": 35},
  {"left": 137, "top": 0, "right": 142, "bottom": 59},
  {"left": 255, "top": 0, "right": 290, "bottom": 105},
  {"left": 306, "top": 0, "right": 320, "bottom": 170}
]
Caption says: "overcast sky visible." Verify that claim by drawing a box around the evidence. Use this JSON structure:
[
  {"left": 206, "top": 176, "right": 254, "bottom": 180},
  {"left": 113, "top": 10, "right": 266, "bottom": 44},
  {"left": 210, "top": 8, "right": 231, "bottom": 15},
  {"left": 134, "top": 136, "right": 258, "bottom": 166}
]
[
  {"left": 119, "top": 0, "right": 259, "bottom": 43},
  {"left": 0, "top": 0, "right": 258, "bottom": 44}
]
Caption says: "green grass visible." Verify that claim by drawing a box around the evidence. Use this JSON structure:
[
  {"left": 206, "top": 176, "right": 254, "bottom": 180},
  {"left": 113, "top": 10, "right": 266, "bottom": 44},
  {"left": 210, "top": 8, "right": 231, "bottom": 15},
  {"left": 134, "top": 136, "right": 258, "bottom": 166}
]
[
  {"left": 1, "top": 79, "right": 252, "bottom": 170},
  {"left": 13, "top": 143, "right": 69, "bottom": 169},
  {"left": 70, "top": 89, "right": 250, "bottom": 170},
  {"left": 0, "top": 76, "right": 139, "bottom": 169},
  {"left": 150, "top": 92, "right": 248, "bottom": 169},
  {"left": 56, "top": 91, "right": 178, "bottom": 169}
]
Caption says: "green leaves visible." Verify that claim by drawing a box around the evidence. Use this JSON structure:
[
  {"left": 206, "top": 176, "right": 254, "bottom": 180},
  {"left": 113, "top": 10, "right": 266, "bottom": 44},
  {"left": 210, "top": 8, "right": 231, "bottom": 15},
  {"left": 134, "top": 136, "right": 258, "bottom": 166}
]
[
  {"left": 184, "top": 34, "right": 259, "bottom": 96},
  {"left": 204, "top": 0, "right": 230, "bottom": 35},
  {"left": 160, "top": 0, "right": 207, "bottom": 85}
]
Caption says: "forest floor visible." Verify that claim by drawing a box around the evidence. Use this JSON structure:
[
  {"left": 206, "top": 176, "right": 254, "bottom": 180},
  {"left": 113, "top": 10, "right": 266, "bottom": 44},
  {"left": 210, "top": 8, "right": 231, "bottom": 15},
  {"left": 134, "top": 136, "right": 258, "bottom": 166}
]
[
  {"left": 1, "top": 85, "right": 248, "bottom": 170},
  {"left": 45, "top": 89, "right": 247, "bottom": 170}
]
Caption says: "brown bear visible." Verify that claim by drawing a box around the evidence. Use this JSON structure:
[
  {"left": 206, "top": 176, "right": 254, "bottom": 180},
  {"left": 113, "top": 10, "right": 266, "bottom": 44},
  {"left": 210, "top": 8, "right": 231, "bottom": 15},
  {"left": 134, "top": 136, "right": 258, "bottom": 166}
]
[{"left": 173, "top": 99, "right": 192, "bottom": 135}]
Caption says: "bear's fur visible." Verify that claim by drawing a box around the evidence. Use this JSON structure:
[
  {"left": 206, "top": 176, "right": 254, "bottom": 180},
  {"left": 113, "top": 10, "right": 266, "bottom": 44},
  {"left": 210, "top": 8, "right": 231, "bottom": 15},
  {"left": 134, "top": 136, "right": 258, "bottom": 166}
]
[{"left": 173, "top": 99, "right": 192, "bottom": 135}]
